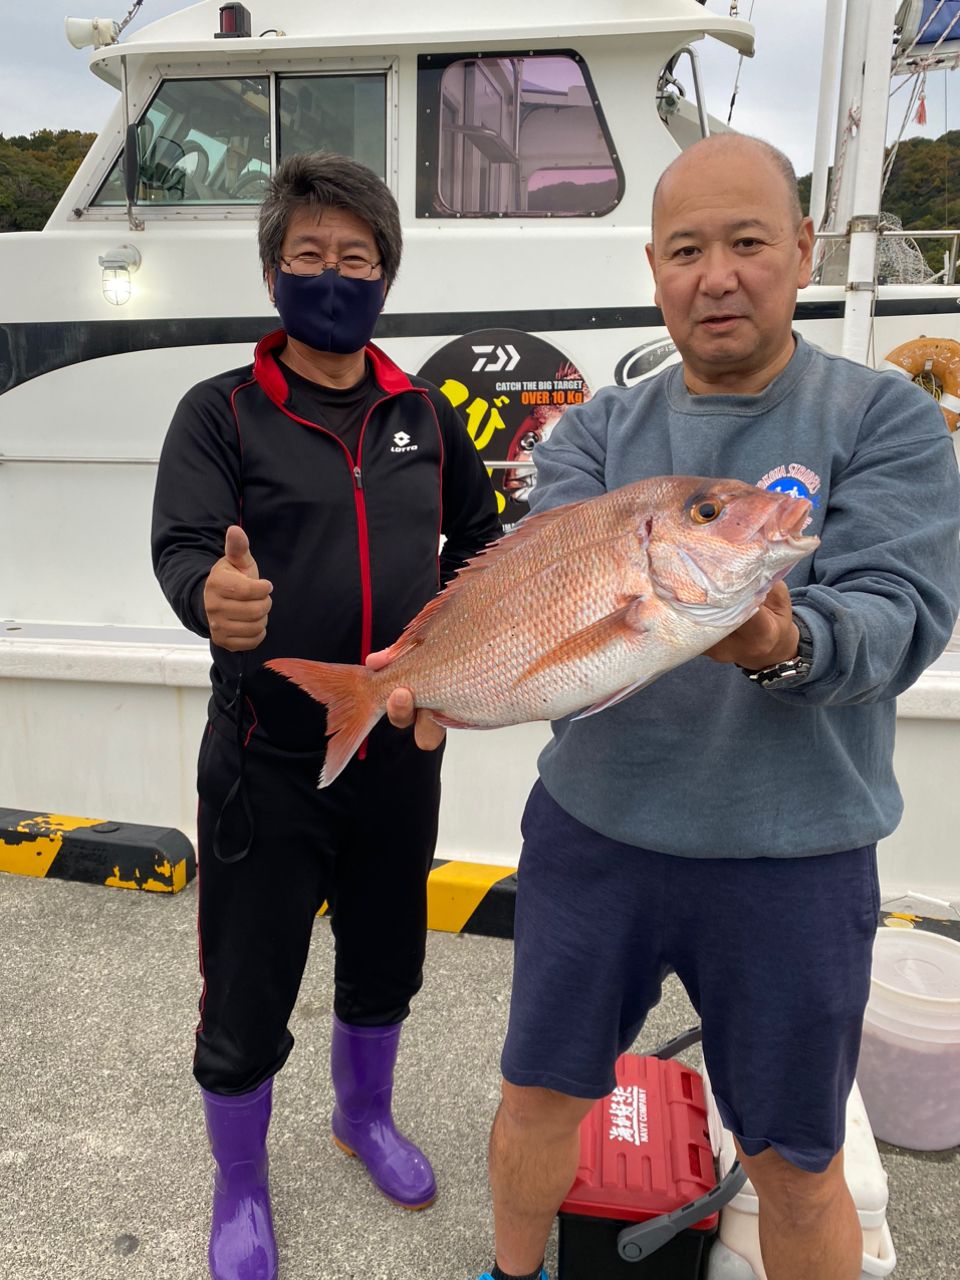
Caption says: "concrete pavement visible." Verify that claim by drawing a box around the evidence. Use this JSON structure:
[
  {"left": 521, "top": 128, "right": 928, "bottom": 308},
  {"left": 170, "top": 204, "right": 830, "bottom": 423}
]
[{"left": 0, "top": 874, "right": 956, "bottom": 1280}]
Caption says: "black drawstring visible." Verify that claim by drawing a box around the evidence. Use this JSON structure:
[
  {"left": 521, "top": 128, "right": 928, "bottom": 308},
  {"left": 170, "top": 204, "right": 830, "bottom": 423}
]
[{"left": 212, "top": 652, "right": 255, "bottom": 863}]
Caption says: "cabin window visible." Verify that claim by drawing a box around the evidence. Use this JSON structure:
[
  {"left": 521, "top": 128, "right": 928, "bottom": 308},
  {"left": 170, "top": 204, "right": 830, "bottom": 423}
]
[
  {"left": 93, "top": 76, "right": 271, "bottom": 206},
  {"left": 277, "top": 74, "right": 387, "bottom": 179},
  {"left": 417, "top": 52, "right": 622, "bottom": 218}
]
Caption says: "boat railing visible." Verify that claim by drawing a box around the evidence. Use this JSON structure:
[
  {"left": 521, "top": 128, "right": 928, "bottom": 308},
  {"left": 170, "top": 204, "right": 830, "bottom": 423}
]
[{"left": 814, "top": 226, "right": 960, "bottom": 284}]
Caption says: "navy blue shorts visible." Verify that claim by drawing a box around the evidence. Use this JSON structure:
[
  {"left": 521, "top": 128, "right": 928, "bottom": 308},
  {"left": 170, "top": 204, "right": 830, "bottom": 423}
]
[{"left": 501, "top": 782, "right": 880, "bottom": 1174}]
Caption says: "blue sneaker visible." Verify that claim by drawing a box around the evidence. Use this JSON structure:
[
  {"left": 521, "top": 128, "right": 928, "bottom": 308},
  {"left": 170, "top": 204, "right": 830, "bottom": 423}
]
[{"left": 472, "top": 1273, "right": 549, "bottom": 1280}]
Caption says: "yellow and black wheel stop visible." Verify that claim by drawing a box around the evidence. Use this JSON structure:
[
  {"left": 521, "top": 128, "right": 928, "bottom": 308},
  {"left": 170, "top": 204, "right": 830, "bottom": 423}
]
[
  {"left": 426, "top": 859, "right": 516, "bottom": 937},
  {"left": 0, "top": 809, "right": 195, "bottom": 893}
]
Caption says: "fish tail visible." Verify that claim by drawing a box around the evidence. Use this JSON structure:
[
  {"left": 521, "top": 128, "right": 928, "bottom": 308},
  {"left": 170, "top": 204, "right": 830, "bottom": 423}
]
[{"left": 265, "top": 658, "right": 384, "bottom": 788}]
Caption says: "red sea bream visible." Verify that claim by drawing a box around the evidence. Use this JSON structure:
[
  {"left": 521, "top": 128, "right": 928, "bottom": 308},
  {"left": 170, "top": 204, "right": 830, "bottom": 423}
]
[{"left": 268, "top": 476, "right": 818, "bottom": 786}]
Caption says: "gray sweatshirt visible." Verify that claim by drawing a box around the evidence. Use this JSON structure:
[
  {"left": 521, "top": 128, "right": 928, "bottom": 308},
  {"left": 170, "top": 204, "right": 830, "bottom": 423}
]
[{"left": 529, "top": 336, "right": 960, "bottom": 858}]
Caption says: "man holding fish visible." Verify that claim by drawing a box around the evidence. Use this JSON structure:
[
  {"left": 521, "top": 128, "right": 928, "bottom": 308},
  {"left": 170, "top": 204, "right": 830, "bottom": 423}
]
[{"left": 367, "top": 134, "right": 960, "bottom": 1280}]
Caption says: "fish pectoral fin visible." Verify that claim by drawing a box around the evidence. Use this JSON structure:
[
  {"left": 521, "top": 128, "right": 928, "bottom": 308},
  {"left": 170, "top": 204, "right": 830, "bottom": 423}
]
[
  {"left": 571, "top": 673, "right": 660, "bottom": 720},
  {"left": 515, "top": 596, "right": 653, "bottom": 685}
]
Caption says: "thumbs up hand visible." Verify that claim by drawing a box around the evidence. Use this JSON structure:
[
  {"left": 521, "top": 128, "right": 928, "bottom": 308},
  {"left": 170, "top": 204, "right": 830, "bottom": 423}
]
[{"left": 203, "top": 525, "right": 273, "bottom": 651}]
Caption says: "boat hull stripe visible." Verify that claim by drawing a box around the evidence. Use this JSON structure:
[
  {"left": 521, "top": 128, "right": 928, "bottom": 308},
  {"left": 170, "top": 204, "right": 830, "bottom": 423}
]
[{"left": 4, "top": 296, "right": 960, "bottom": 393}]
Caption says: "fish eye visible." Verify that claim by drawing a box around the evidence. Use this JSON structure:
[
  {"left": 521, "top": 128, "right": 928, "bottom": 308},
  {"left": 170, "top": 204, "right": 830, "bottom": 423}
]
[{"left": 691, "top": 499, "right": 723, "bottom": 525}]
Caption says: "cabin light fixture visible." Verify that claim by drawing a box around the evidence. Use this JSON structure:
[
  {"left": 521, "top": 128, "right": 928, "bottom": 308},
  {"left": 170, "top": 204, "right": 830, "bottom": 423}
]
[
  {"left": 216, "top": 3, "right": 252, "bottom": 38},
  {"left": 98, "top": 244, "right": 141, "bottom": 305},
  {"left": 64, "top": 16, "right": 120, "bottom": 49}
]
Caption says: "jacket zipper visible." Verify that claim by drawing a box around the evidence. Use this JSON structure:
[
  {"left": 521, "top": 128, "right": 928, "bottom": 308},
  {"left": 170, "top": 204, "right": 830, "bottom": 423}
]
[
  {"left": 268, "top": 384, "right": 432, "bottom": 761},
  {"left": 270, "top": 391, "right": 426, "bottom": 591}
]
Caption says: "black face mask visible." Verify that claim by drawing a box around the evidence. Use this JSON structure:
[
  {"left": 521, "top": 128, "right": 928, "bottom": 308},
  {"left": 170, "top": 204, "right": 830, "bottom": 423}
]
[{"left": 272, "top": 269, "right": 384, "bottom": 354}]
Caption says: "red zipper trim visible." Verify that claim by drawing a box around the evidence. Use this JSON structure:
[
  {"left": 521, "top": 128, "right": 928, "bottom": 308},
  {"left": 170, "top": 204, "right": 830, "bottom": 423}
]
[
  {"left": 419, "top": 393, "right": 446, "bottom": 590},
  {"left": 264, "top": 387, "right": 431, "bottom": 762},
  {"left": 351, "top": 388, "right": 431, "bottom": 657},
  {"left": 228, "top": 376, "right": 256, "bottom": 531},
  {"left": 251, "top": 340, "right": 433, "bottom": 762},
  {"left": 242, "top": 695, "right": 260, "bottom": 748},
  {"left": 264, "top": 402, "right": 368, "bottom": 632}
]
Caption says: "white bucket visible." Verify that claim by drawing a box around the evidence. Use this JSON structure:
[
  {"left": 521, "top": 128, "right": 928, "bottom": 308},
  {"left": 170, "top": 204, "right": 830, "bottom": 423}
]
[
  {"left": 704, "top": 1076, "right": 894, "bottom": 1280},
  {"left": 706, "top": 1227, "right": 896, "bottom": 1280},
  {"left": 856, "top": 929, "right": 960, "bottom": 1150}
]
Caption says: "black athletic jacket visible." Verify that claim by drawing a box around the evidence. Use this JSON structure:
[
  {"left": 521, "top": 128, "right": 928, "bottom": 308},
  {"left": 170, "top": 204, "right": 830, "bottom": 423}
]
[{"left": 152, "top": 329, "right": 501, "bottom": 752}]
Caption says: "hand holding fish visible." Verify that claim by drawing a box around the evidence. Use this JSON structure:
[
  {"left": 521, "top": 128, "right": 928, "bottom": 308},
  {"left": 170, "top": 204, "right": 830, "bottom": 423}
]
[
  {"left": 364, "top": 652, "right": 447, "bottom": 751},
  {"left": 267, "top": 477, "right": 819, "bottom": 787},
  {"left": 703, "top": 580, "right": 800, "bottom": 669},
  {"left": 203, "top": 525, "right": 274, "bottom": 652}
]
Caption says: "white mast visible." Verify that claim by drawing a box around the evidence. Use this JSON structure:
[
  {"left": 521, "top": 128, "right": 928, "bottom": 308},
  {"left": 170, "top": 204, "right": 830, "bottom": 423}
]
[
  {"left": 827, "top": 0, "right": 871, "bottom": 239},
  {"left": 840, "top": 0, "right": 898, "bottom": 363},
  {"left": 809, "top": 0, "right": 846, "bottom": 232}
]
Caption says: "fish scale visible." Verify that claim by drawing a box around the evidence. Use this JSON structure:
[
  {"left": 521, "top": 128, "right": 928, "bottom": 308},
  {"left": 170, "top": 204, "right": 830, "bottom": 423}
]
[
  {"left": 267, "top": 475, "right": 818, "bottom": 787},
  {"left": 395, "top": 536, "right": 648, "bottom": 722}
]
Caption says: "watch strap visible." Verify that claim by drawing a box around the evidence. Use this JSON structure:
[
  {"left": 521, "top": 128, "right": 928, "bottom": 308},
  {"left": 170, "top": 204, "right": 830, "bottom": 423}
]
[{"left": 739, "top": 614, "right": 814, "bottom": 688}]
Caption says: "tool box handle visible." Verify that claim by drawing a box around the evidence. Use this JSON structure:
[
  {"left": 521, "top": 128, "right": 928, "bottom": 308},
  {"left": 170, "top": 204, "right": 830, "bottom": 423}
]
[
  {"left": 617, "top": 1024, "right": 748, "bottom": 1263},
  {"left": 617, "top": 1163, "right": 748, "bottom": 1262}
]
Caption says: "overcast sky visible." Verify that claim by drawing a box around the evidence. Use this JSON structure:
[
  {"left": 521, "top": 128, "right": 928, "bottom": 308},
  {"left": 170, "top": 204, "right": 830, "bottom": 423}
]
[{"left": 1, "top": 0, "right": 957, "bottom": 176}]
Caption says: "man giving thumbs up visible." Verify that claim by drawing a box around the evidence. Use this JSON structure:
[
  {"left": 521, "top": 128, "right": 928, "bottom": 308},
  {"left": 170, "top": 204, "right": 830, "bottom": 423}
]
[
  {"left": 202, "top": 526, "right": 273, "bottom": 652},
  {"left": 150, "top": 152, "right": 499, "bottom": 1280}
]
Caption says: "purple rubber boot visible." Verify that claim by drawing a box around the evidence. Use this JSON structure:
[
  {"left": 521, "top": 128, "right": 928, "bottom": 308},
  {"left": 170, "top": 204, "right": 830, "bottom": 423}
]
[
  {"left": 201, "top": 1079, "right": 278, "bottom": 1280},
  {"left": 330, "top": 1015, "right": 437, "bottom": 1210}
]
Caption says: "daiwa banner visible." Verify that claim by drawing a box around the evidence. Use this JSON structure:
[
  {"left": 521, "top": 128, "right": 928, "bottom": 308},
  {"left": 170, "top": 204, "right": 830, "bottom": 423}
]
[{"left": 419, "top": 328, "right": 591, "bottom": 528}]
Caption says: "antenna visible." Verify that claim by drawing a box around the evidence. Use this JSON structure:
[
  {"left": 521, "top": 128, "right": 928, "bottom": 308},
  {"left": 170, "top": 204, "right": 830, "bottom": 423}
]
[{"left": 116, "top": 0, "right": 146, "bottom": 38}]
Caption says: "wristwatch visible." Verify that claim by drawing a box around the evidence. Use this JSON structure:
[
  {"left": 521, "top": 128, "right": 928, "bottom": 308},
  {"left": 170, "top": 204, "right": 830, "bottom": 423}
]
[{"left": 739, "top": 615, "right": 814, "bottom": 688}]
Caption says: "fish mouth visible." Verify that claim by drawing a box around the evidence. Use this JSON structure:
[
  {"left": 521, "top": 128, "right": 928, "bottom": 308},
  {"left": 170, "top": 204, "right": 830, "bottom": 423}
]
[
  {"left": 666, "top": 495, "right": 818, "bottom": 614},
  {"left": 722, "top": 494, "right": 812, "bottom": 548},
  {"left": 759, "top": 495, "right": 813, "bottom": 543}
]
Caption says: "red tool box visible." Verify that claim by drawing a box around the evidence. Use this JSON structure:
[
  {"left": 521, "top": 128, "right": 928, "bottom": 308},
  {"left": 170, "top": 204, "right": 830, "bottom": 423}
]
[{"left": 557, "top": 1051, "right": 723, "bottom": 1280}]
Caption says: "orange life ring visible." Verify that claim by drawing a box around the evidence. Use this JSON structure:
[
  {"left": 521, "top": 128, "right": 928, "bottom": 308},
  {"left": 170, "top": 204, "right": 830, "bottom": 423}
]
[{"left": 882, "top": 337, "right": 960, "bottom": 432}]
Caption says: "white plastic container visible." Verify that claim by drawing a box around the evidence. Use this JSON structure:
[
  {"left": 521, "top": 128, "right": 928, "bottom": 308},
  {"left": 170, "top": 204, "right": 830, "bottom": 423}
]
[
  {"left": 703, "top": 1076, "right": 895, "bottom": 1280},
  {"left": 706, "top": 1232, "right": 896, "bottom": 1280},
  {"left": 856, "top": 929, "right": 960, "bottom": 1150}
]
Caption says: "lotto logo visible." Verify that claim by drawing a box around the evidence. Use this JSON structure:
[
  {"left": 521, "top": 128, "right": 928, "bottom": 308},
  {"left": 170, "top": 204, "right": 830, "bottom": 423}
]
[{"left": 390, "top": 430, "right": 418, "bottom": 455}]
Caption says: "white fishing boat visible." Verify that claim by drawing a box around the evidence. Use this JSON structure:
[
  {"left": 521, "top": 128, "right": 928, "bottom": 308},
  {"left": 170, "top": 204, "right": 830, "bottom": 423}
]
[{"left": 1, "top": 0, "right": 958, "bottom": 897}]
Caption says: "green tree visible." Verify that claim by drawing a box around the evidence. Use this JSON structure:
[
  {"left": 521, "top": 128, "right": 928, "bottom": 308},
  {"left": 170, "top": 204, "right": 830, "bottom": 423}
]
[
  {"left": 799, "top": 130, "right": 960, "bottom": 273},
  {"left": 0, "top": 129, "right": 95, "bottom": 231}
]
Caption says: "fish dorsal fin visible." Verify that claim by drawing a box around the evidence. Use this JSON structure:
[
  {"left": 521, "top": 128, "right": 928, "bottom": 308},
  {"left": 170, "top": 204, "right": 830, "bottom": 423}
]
[
  {"left": 384, "top": 500, "right": 588, "bottom": 661},
  {"left": 515, "top": 595, "right": 654, "bottom": 685}
]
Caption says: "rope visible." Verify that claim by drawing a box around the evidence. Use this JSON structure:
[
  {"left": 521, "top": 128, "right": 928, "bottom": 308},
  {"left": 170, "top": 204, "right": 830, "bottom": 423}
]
[
  {"left": 815, "top": 101, "right": 862, "bottom": 275},
  {"left": 885, "top": 8, "right": 960, "bottom": 195},
  {"left": 896, "top": 0, "right": 960, "bottom": 69},
  {"left": 825, "top": 103, "right": 861, "bottom": 225},
  {"left": 926, "top": 4, "right": 960, "bottom": 53},
  {"left": 883, "top": 74, "right": 925, "bottom": 193},
  {"left": 884, "top": 5, "right": 960, "bottom": 194},
  {"left": 903, "top": 0, "right": 949, "bottom": 58}
]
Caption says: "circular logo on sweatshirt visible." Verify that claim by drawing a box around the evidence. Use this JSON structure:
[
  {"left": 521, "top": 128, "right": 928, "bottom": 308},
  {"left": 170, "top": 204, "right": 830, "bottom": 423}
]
[{"left": 757, "top": 463, "right": 822, "bottom": 512}]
